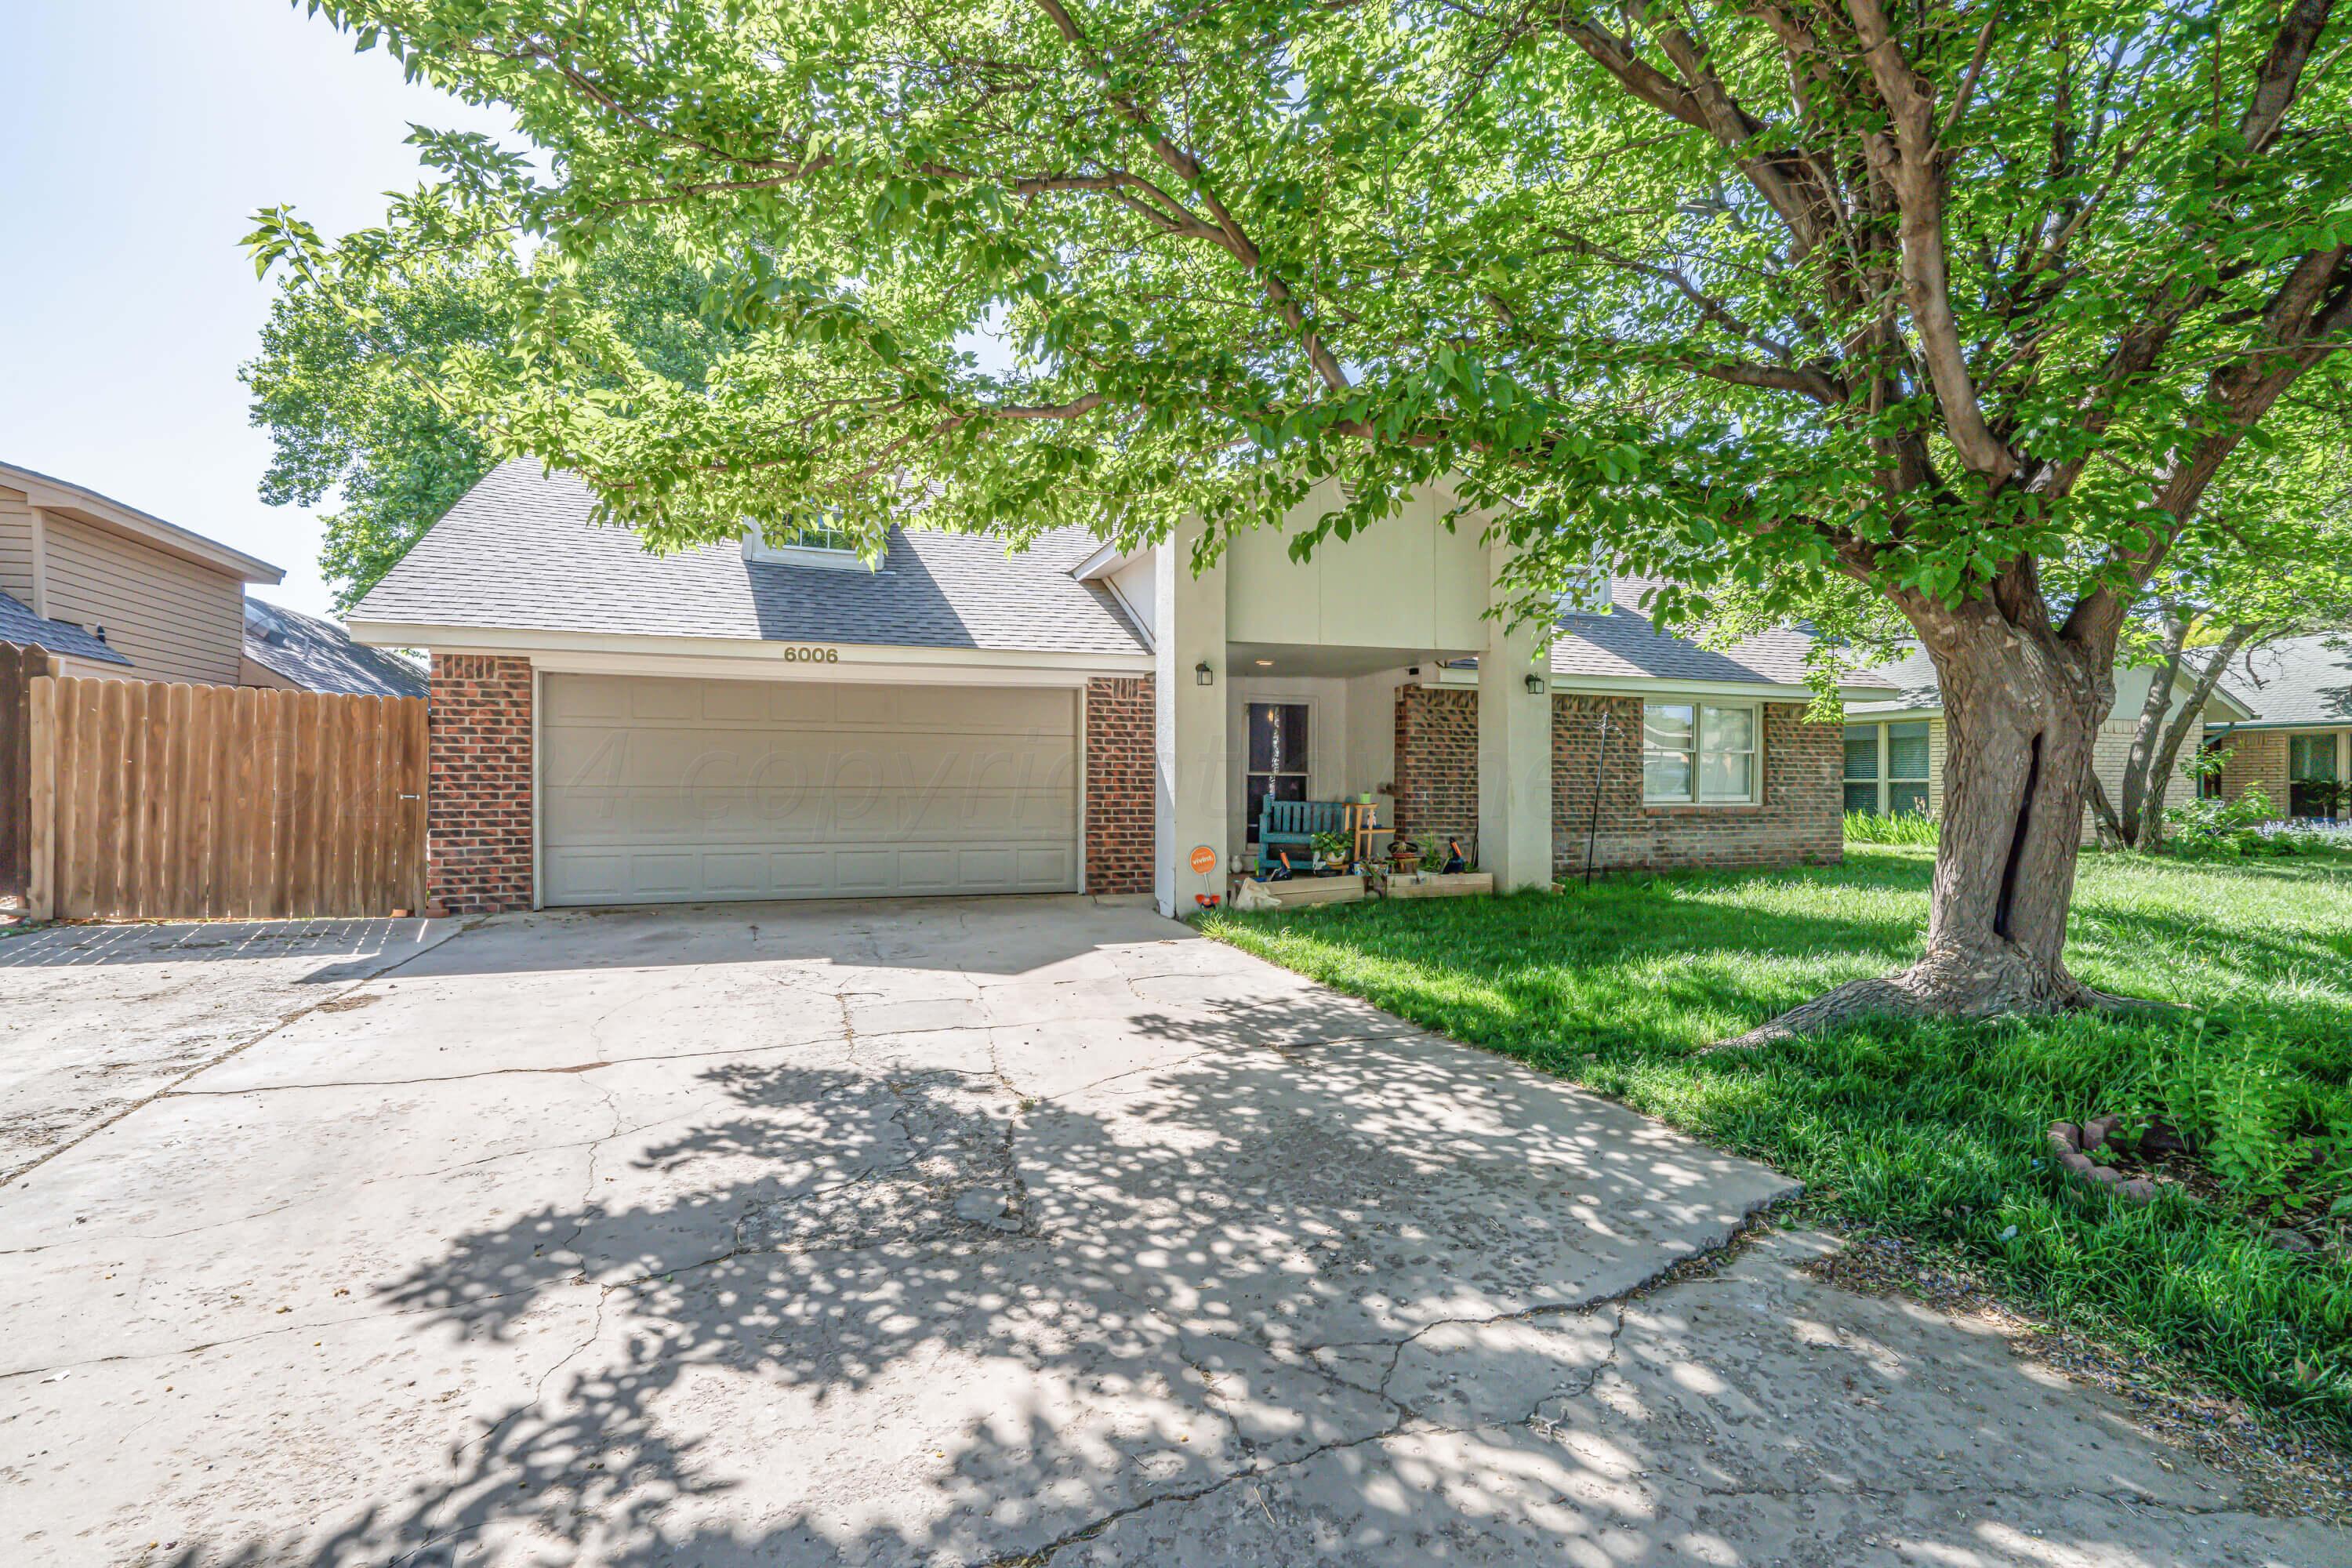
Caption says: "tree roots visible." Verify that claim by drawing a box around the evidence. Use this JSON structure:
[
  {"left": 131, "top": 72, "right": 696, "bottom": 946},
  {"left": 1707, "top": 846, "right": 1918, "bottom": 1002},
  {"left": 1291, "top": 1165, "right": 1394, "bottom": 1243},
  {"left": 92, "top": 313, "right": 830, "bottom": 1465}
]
[{"left": 1708, "top": 949, "right": 2171, "bottom": 1051}]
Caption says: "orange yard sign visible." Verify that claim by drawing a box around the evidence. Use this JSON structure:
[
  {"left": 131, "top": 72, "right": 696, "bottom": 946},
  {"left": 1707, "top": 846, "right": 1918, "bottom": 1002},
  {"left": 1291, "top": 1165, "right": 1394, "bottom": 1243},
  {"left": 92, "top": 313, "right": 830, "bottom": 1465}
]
[{"left": 1189, "top": 844, "right": 1218, "bottom": 875}]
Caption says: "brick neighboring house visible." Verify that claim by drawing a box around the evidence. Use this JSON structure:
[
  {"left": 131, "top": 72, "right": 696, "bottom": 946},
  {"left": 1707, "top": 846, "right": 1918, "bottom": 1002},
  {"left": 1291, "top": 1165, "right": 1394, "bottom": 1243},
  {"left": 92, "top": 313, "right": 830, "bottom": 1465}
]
[
  {"left": 1842, "top": 644, "right": 2256, "bottom": 839},
  {"left": 349, "top": 461, "right": 1887, "bottom": 916},
  {"left": 2206, "top": 634, "right": 2352, "bottom": 821}
]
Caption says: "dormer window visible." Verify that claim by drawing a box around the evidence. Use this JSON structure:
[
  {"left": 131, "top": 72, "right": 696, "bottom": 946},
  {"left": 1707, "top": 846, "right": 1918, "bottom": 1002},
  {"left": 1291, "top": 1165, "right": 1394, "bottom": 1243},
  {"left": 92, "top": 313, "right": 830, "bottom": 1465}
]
[
  {"left": 742, "top": 515, "right": 871, "bottom": 571},
  {"left": 1558, "top": 564, "right": 1613, "bottom": 616}
]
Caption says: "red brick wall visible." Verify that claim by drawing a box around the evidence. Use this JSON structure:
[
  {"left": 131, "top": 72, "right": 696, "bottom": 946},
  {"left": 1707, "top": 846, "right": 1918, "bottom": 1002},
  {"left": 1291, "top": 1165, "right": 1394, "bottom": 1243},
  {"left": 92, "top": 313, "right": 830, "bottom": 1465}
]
[
  {"left": 1392, "top": 684, "right": 1480, "bottom": 845},
  {"left": 427, "top": 655, "right": 534, "bottom": 916},
  {"left": 1084, "top": 676, "right": 1154, "bottom": 895},
  {"left": 1389, "top": 684, "right": 1842, "bottom": 874},
  {"left": 1551, "top": 695, "right": 1842, "bottom": 874}
]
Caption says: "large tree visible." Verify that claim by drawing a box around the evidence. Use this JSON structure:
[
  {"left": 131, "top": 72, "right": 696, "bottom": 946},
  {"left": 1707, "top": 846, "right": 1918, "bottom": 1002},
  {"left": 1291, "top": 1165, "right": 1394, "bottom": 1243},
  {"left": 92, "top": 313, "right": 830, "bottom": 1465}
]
[{"left": 260, "top": 0, "right": 2352, "bottom": 1035}]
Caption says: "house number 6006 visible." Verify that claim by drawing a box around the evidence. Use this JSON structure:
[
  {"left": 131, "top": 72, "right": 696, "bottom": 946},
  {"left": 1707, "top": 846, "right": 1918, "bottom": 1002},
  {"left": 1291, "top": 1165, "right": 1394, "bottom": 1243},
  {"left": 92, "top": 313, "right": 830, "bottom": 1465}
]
[{"left": 782, "top": 647, "right": 840, "bottom": 662}]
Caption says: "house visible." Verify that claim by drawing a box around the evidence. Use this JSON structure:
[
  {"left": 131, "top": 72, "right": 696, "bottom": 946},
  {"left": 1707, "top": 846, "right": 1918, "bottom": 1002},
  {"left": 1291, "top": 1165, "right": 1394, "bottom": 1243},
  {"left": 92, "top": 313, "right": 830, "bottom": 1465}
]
[
  {"left": 2208, "top": 633, "right": 2352, "bottom": 818},
  {"left": 241, "top": 597, "right": 426, "bottom": 698},
  {"left": 347, "top": 460, "right": 1892, "bottom": 917},
  {"left": 0, "top": 461, "right": 283, "bottom": 682},
  {"left": 1843, "top": 643, "right": 2256, "bottom": 833}
]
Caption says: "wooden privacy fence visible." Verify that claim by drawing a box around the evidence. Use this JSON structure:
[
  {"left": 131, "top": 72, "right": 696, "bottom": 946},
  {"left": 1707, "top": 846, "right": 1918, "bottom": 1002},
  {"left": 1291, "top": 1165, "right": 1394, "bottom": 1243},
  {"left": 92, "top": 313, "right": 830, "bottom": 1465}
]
[
  {"left": 0, "top": 643, "right": 49, "bottom": 906},
  {"left": 22, "top": 674, "right": 427, "bottom": 921}
]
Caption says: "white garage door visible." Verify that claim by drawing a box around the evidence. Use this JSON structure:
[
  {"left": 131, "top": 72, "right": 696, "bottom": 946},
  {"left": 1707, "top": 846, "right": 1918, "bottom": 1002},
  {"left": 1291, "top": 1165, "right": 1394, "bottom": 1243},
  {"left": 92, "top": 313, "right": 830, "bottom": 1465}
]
[{"left": 540, "top": 673, "right": 1081, "bottom": 906}]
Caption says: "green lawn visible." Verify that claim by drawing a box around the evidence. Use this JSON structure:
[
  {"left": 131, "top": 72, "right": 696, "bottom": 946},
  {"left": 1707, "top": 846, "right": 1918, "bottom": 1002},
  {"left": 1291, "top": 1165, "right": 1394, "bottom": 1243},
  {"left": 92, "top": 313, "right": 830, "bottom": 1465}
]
[{"left": 1200, "top": 846, "right": 2352, "bottom": 1441}]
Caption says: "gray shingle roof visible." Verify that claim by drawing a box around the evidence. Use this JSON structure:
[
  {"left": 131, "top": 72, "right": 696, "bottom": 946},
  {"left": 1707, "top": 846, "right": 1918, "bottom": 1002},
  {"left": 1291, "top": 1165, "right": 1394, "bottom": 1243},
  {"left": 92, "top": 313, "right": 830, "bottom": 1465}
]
[
  {"left": 0, "top": 590, "right": 134, "bottom": 666},
  {"left": 353, "top": 461, "right": 1148, "bottom": 658},
  {"left": 1550, "top": 578, "right": 1821, "bottom": 687},
  {"left": 1842, "top": 644, "right": 1942, "bottom": 715},
  {"left": 2217, "top": 633, "right": 2352, "bottom": 728},
  {"left": 243, "top": 599, "right": 426, "bottom": 698}
]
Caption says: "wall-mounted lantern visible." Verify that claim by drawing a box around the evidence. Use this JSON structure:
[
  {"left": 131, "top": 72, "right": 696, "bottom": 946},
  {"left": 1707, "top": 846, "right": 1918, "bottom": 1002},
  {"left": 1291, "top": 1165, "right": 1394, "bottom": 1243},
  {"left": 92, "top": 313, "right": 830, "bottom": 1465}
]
[
  {"left": 1195, "top": 661, "right": 1215, "bottom": 687},
  {"left": 1524, "top": 673, "right": 1547, "bottom": 696}
]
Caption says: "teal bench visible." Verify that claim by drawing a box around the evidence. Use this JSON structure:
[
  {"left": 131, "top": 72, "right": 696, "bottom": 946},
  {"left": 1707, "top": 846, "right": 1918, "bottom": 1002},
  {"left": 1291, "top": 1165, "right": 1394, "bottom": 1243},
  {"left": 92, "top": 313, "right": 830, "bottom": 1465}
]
[{"left": 1257, "top": 799, "right": 1357, "bottom": 876}]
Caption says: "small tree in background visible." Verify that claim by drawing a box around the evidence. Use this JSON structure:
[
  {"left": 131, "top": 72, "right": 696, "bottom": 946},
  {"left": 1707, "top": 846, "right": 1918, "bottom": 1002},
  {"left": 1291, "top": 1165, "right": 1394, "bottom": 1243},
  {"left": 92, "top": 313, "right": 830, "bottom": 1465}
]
[
  {"left": 243, "top": 227, "right": 754, "bottom": 608},
  {"left": 256, "top": 0, "right": 2352, "bottom": 1040}
]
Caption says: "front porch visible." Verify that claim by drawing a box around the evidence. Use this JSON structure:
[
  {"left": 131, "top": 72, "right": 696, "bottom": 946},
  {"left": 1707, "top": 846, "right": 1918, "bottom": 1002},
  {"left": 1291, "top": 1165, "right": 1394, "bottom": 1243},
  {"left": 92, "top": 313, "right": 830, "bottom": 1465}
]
[{"left": 1144, "top": 501, "right": 1557, "bottom": 915}]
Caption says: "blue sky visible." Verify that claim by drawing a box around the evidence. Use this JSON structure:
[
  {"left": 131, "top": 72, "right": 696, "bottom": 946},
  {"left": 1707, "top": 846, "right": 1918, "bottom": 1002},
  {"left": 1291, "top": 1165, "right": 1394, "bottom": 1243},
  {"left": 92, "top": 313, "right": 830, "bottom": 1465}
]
[{"left": 1, "top": 2, "right": 512, "bottom": 615}]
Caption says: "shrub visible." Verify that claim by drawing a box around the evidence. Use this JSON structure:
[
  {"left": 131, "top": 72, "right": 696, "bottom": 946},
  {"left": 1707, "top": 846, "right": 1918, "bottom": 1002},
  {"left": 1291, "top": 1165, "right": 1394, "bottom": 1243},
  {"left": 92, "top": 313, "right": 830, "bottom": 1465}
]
[
  {"left": 2166, "top": 787, "right": 2275, "bottom": 856},
  {"left": 2142, "top": 1014, "right": 2352, "bottom": 1222},
  {"left": 1845, "top": 810, "right": 1939, "bottom": 845}
]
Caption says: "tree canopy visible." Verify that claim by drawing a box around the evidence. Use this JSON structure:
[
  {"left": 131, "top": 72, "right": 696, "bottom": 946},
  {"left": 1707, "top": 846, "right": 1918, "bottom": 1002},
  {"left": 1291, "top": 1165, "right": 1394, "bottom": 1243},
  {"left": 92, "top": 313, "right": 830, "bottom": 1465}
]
[{"left": 257, "top": 0, "right": 2350, "bottom": 646}]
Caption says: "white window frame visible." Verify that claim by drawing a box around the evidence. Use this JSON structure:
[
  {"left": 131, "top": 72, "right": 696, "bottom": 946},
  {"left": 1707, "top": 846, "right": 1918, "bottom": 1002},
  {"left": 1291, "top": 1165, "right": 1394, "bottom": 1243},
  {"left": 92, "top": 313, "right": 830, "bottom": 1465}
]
[
  {"left": 1843, "top": 720, "right": 1933, "bottom": 815},
  {"left": 1642, "top": 700, "right": 1762, "bottom": 805},
  {"left": 742, "top": 514, "right": 869, "bottom": 570}
]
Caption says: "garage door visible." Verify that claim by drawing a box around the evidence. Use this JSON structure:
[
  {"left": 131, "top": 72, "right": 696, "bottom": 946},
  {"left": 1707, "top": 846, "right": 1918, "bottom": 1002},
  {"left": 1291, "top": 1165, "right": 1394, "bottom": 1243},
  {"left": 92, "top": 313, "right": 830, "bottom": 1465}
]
[{"left": 540, "top": 673, "right": 1081, "bottom": 905}]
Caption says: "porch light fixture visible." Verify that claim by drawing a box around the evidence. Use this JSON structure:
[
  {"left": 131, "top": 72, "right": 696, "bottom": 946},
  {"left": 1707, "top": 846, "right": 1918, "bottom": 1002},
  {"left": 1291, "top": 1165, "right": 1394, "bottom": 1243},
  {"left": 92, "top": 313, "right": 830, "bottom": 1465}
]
[
  {"left": 1254, "top": 659, "right": 1273, "bottom": 668},
  {"left": 1525, "top": 674, "right": 1547, "bottom": 696},
  {"left": 1195, "top": 660, "right": 1214, "bottom": 687}
]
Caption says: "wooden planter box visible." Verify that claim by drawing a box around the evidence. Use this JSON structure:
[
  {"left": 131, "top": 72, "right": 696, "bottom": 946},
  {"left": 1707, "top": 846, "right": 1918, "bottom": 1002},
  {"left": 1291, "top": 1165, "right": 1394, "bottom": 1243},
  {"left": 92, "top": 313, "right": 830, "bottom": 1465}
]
[
  {"left": 1380, "top": 870, "right": 1495, "bottom": 899},
  {"left": 1237, "top": 873, "right": 1366, "bottom": 908}
]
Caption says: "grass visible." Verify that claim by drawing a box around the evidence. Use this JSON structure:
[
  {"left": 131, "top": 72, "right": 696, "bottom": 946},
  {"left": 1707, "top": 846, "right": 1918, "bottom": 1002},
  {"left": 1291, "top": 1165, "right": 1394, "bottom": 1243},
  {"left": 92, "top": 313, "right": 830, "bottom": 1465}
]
[{"left": 1199, "top": 844, "right": 2352, "bottom": 1442}]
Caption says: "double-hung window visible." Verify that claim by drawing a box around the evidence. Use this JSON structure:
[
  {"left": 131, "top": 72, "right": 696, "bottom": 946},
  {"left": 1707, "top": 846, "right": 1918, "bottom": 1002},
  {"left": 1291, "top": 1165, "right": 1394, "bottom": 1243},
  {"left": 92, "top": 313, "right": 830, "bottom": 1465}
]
[
  {"left": 1843, "top": 720, "right": 1933, "bottom": 815},
  {"left": 1642, "top": 702, "right": 1759, "bottom": 804}
]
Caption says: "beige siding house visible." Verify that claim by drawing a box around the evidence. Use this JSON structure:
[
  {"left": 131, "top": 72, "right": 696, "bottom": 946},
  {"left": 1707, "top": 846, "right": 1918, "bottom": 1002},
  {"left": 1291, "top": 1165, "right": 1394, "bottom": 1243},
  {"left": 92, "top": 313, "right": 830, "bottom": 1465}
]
[
  {"left": 1845, "top": 647, "right": 2253, "bottom": 837},
  {"left": 0, "top": 461, "right": 281, "bottom": 682}
]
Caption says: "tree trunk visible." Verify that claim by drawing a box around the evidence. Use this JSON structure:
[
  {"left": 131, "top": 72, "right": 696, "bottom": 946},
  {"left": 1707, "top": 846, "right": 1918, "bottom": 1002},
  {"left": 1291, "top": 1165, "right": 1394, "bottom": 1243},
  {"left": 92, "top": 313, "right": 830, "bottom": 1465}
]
[
  {"left": 2135, "top": 625, "right": 2256, "bottom": 850},
  {"left": 1719, "top": 599, "right": 2156, "bottom": 1047},
  {"left": 2117, "top": 612, "right": 2191, "bottom": 845}
]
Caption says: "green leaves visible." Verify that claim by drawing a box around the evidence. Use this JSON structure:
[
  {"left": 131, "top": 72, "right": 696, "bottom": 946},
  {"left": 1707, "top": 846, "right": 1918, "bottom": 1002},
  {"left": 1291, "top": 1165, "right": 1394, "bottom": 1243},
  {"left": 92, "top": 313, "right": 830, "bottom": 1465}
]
[{"left": 258, "top": 0, "right": 2351, "bottom": 655}]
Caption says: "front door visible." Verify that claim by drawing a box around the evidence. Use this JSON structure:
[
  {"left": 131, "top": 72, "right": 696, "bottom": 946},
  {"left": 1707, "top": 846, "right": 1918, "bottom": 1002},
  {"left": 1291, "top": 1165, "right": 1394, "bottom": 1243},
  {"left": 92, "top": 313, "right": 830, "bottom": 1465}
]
[{"left": 1244, "top": 702, "right": 1309, "bottom": 845}]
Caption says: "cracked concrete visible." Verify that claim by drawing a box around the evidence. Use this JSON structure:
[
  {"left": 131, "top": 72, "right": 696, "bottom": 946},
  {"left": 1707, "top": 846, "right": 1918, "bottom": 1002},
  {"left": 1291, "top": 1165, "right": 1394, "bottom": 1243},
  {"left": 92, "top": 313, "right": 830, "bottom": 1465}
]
[
  {"left": 0, "top": 916, "right": 458, "bottom": 1185},
  {"left": 0, "top": 895, "right": 2338, "bottom": 1566}
]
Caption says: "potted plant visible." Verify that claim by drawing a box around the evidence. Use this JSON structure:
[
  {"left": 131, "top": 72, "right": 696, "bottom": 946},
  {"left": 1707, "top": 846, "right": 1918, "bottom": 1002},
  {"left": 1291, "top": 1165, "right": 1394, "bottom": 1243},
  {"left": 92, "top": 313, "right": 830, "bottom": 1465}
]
[
  {"left": 1308, "top": 829, "right": 1353, "bottom": 874},
  {"left": 1387, "top": 836, "right": 1421, "bottom": 874}
]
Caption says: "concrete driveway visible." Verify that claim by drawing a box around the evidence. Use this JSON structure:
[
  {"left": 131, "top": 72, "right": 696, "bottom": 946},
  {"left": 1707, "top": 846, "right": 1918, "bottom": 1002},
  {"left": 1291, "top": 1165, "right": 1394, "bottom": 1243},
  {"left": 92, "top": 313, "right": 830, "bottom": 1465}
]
[{"left": 2, "top": 898, "right": 2339, "bottom": 1566}]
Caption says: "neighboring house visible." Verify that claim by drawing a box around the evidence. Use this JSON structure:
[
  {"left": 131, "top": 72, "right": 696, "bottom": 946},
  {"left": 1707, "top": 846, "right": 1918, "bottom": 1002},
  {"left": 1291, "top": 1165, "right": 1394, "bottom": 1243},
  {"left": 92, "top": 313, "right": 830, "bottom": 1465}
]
[
  {"left": 0, "top": 461, "right": 282, "bottom": 683},
  {"left": 241, "top": 598, "right": 426, "bottom": 698},
  {"left": 350, "top": 460, "right": 1890, "bottom": 917},
  {"left": 1844, "top": 644, "right": 2256, "bottom": 835},
  {"left": 2208, "top": 633, "right": 2352, "bottom": 819}
]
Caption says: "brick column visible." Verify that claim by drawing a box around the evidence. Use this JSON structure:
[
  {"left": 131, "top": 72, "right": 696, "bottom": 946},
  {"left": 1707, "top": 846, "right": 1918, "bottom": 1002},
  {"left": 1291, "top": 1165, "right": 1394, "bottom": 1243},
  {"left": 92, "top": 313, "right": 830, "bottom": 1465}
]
[
  {"left": 427, "top": 655, "right": 534, "bottom": 916},
  {"left": 1085, "top": 675, "right": 1155, "bottom": 895},
  {"left": 1390, "top": 684, "right": 1479, "bottom": 845}
]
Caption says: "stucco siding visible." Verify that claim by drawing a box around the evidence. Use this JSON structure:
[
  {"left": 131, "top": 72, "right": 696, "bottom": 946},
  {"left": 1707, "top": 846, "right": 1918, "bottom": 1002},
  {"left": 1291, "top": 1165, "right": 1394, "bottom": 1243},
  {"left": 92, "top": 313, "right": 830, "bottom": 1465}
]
[
  {"left": 0, "top": 486, "right": 34, "bottom": 607},
  {"left": 38, "top": 513, "right": 246, "bottom": 684}
]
